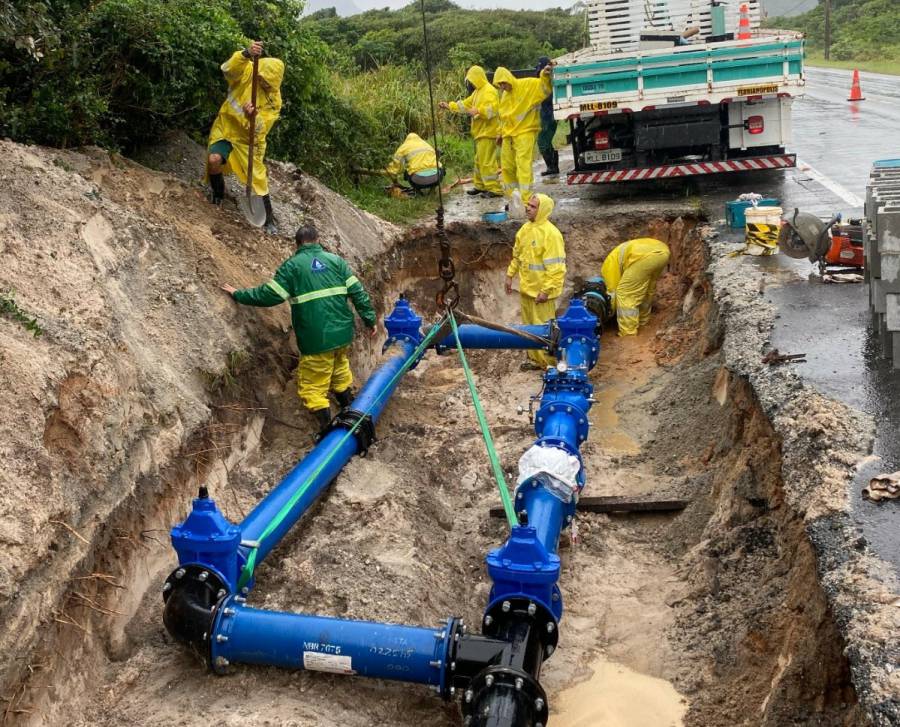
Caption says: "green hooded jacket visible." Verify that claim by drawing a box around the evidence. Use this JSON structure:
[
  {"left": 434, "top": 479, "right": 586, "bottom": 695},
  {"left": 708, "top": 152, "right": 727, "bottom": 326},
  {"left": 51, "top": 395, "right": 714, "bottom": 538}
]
[{"left": 232, "top": 244, "right": 376, "bottom": 355}]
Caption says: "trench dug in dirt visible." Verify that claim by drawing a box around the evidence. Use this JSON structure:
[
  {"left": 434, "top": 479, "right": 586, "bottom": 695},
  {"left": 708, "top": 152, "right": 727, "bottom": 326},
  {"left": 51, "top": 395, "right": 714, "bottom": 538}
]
[{"left": 5, "top": 205, "right": 864, "bottom": 727}]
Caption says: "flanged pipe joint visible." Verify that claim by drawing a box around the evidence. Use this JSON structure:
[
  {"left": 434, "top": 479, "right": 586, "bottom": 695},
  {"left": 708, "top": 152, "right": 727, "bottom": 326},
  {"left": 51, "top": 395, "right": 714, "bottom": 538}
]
[{"left": 162, "top": 487, "right": 237, "bottom": 661}]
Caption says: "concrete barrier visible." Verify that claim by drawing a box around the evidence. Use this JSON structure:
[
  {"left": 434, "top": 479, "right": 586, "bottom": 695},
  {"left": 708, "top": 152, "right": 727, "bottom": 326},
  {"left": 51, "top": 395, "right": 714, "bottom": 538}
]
[{"left": 864, "top": 164, "right": 900, "bottom": 365}]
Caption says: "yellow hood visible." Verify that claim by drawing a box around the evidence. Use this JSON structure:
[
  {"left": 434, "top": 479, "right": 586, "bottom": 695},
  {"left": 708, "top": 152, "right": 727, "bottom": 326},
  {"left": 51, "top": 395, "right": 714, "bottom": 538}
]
[
  {"left": 259, "top": 58, "right": 285, "bottom": 91},
  {"left": 466, "top": 65, "right": 488, "bottom": 89},
  {"left": 533, "top": 193, "right": 554, "bottom": 224},
  {"left": 493, "top": 66, "right": 516, "bottom": 89}
]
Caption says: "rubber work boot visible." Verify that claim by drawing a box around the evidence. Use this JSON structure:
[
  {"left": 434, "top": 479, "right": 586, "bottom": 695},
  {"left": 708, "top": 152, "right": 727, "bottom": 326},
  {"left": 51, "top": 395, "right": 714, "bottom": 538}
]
[
  {"left": 334, "top": 388, "right": 354, "bottom": 410},
  {"left": 541, "top": 150, "right": 559, "bottom": 176},
  {"left": 313, "top": 407, "right": 332, "bottom": 437},
  {"left": 466, "top": 188, "right": 482, "bottom": 196},
  {"left": 208, "top": 173, "right": 225, "bottom": 205},
  {"left": 539, "top": 151, "right": 553, "bottom": 176},
  {"left": 262, "top": 195, "right": 278, "bottom": 235}
]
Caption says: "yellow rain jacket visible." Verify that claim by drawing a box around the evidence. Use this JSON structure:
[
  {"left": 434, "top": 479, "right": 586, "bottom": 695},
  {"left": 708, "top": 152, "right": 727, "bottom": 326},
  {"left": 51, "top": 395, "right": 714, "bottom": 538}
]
[
  {"left": 493, "top": 66, "right": 551, "bottom": 138},
  {"left": 447, "top": 66, "right": 500, "bottom": 140},
  {"left": 507, "top": 194, "right": 567, "bottom": 298},
  {"left": 386, "top": 133, "right": 440, "bottom": 177},
  {"left": 208, "top": 51, "right": 284, "bottom": 196},
  {"left": 600, "top": 238, "right": 670, "bottom": 336}
]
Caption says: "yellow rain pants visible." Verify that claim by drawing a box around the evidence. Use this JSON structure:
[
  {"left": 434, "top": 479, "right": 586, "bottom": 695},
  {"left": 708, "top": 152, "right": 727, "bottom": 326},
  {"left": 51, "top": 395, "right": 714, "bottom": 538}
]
[
  {"left": 446, "top": 66, "right": 502, "bottom": 194},
  {"left": 501, "top": 131, "right": 538, "bottom": 203},
  {"left": 474, "top": 137, "right": 502, "bottom": 194},
  {"left": 520, "top": 294, "right": 557, "bottom": 368},
  {"left": 601, "top": 238, "right": 670, "bottom": 336},
  {"left": 297, "top": 347, "right": 353, "bottom": 412}
]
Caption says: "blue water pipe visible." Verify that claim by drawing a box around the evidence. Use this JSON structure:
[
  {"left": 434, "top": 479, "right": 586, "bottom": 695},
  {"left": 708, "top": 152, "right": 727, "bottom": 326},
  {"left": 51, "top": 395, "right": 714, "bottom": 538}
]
[
  {"left": 211, "top": 603, "right": 456, "bottom": 688},
  {"left": 163, "top": 296, "right": 600, "bottom": 727},
  {"left": 435, "top": 323, "right": 551, "bottom": 353}
]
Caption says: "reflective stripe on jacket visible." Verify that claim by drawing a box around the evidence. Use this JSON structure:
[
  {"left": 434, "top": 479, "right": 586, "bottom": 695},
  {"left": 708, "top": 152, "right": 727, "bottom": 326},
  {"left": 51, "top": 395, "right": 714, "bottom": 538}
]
[
  {"left": 386, "top": 133, "right": 441, "bottom": 177},
  {"left": 233, "top": 244, "right": 376, "bottom": 355},
  {"left": 506, "top": 194, "right": 567, "bottom": 299},
  {"left": 447, "top": 66, "right": 501, "bottom": 140}
]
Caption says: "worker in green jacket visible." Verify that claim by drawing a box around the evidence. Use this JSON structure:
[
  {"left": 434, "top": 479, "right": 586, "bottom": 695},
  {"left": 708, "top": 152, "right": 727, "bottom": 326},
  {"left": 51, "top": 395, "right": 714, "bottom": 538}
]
[{"left": 221, "top": 224, "right": 377, "bottom": 434}]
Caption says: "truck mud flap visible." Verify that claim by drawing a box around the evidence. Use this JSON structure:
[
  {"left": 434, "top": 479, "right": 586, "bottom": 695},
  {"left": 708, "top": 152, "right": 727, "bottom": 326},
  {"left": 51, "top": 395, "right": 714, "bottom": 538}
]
[{"left": 567, "top": 154, "right": 796, "bottom": 184}]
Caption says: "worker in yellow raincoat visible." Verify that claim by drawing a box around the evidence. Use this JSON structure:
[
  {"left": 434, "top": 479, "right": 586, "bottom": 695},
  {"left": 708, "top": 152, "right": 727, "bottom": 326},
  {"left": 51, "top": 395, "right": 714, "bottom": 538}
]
[
  {"left": 493, "top": 65, "right": 552, "bottom": 205},
  {"left": 439, "top": 65, "right": 502, "bottom": 197},
  {"left": 207, "top": 40, "right": 284, "bottom": 234},
  {"left": 505, "top": 193, "right": 566, "bottom": 370},
  {"left": 385, "top": 133, "right": 445, "bottom": 194},
  {"left": 600, "top": 238, "right": 670, "bottom": 336}
]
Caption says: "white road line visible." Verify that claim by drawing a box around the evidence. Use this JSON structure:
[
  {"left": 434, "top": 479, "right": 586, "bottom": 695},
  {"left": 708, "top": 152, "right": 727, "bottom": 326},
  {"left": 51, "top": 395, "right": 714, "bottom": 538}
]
[{"left": 796, "top": 157, "right": 865, "bottom": 208}]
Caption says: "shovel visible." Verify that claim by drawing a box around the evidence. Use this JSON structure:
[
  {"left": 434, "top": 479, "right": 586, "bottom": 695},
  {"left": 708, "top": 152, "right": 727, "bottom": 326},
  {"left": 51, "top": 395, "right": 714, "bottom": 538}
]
[{"left": 238, "top": 55, "right": 267, "bottom": 227}]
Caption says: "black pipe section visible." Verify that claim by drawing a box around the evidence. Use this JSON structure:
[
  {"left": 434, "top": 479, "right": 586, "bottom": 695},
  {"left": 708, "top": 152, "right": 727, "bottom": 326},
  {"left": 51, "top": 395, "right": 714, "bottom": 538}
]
[
  {"left": 162, "top": 563, "right": 228, "bottom": 666},
  {"left": 449, "top": 598, "right": 554, "bottom": 727}
]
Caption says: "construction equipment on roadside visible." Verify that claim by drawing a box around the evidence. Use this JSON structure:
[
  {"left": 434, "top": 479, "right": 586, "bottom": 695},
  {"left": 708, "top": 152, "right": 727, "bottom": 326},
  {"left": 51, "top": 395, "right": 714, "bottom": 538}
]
[
  {"left": 237, "top": 56, "right": 267, "bottom": 227},
  {"left": 848, "top": 69, "right": 865, "bottom": 102},
  {"left": 778, "top": 209, "right": 865, "bottom": 275}
]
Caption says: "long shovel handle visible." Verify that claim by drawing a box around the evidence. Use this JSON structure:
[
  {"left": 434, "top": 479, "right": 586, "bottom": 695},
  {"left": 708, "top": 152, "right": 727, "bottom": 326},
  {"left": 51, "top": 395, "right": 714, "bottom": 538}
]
[{"left": 246, "top": 54, "right": 259, "bottom": 199}]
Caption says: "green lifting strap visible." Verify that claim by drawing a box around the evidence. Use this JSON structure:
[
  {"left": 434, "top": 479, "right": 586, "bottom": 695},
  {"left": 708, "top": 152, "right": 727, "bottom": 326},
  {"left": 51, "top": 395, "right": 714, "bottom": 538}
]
[
  {"left": 237, "top": 315, "right": 450, "bottom": 591},
  {"left": 449, "top": 310, "right": 517, "bottom": 529}
]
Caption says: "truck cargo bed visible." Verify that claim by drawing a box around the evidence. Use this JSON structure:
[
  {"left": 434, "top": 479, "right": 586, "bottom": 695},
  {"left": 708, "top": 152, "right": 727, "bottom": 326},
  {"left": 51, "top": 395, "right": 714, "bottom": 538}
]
[{"left": 553, "top": 34, "right": 804, "bottom": 120}]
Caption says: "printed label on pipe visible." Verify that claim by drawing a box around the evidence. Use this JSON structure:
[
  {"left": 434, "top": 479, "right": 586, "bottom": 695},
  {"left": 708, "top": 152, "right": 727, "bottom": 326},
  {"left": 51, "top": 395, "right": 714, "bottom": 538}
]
[{"left": 303, "top": 651, "right": 355, "bottom": 675}]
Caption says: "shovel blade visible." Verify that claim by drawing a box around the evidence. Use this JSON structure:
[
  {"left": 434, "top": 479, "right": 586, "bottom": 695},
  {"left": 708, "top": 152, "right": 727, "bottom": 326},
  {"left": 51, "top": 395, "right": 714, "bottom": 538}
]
[{"left": 238, "top": 193, "right": 267, "bottom": 227}]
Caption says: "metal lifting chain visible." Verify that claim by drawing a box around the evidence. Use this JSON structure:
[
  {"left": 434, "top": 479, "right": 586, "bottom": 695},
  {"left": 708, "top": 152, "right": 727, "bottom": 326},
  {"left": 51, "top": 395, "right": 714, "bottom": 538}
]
[{"left": 419, "top": 0, "right": 459, "bottom": 311}]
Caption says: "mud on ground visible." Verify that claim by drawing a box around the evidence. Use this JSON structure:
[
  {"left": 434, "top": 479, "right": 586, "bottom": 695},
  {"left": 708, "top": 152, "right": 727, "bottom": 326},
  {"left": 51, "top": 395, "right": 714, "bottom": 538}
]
[{"left": 0, "top": 136, "right": 885, "bottom": 726}]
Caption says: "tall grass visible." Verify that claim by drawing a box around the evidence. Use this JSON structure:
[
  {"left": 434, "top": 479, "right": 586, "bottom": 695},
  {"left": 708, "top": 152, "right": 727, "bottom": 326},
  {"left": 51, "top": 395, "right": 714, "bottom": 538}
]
[{"left": 330, "top": 63, "right": 477, "bottom": 223}]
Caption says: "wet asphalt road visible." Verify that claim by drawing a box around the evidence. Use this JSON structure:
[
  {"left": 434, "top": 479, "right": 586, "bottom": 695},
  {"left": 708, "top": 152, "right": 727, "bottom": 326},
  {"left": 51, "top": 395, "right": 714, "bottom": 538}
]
[{"left": 696, "top": 67, "right": 900, "bottom": 574}]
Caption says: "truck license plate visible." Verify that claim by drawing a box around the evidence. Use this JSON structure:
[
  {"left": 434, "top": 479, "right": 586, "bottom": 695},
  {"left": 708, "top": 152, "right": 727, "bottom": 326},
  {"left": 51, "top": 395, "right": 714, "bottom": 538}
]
[
  {"left": 579, "top": 100, "right": 619, "bottom": 112},
  {"left": 584, "top": 149, "right": 623, "bottom": 164}
]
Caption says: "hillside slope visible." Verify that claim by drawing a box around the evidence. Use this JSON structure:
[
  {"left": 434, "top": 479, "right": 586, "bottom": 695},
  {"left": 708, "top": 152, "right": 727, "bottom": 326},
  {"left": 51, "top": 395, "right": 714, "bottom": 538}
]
[
  {"left": 0, "top": 135, "right": 399, "bottom": 704},
  {"left": 768, "top": 0, "right": 900, "bottom": 63}
]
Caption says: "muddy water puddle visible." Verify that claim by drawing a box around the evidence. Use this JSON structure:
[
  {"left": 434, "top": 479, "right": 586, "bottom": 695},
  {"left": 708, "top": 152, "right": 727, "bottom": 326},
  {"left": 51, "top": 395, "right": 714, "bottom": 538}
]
[
  {"left": 552, "top": 656, "right": 687, "bottom": 727},
  {"left": 590, "top": 383, "right": 641, "bottom": 455}
]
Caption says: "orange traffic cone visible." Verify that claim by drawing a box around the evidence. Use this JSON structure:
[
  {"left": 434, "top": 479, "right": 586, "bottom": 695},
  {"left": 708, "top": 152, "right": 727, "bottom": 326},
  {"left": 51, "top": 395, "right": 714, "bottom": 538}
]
[
  {"left": 848, "top": 69, "right": 865, "bottom": 101},
  {"left": 737, "top": 3, "right": 752, "bottom": 39}
]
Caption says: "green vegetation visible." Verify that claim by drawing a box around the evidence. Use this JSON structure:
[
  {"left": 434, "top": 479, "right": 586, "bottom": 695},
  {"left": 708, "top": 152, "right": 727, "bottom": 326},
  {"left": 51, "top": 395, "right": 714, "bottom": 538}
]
[
  {"left": 199, "top": 349, "right": 250, "bottom": 395},
  {"left": 0, "top": 0, "right": 584, "bottom": 220},
  {"left": 0, "top": 291, "right": 43, "bottom": 337},
  {"left": 303, "top": 0, "right": 586, "bottom": 72},
  {"left": 803, "top": 51, "right": 900, "bottom": 76},
  {"left": 767, "top": 0, "right": 900, "bottom": 72}
]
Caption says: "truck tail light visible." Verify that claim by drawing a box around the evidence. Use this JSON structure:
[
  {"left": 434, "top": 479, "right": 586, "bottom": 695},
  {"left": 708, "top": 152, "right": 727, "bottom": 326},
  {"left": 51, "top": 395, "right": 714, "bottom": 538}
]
[
  {"left": 593, "top": 131, "right": 610, "bottom": 150},
  {"left": 746, "top": 115, "right": 764, "bottom": 134}
]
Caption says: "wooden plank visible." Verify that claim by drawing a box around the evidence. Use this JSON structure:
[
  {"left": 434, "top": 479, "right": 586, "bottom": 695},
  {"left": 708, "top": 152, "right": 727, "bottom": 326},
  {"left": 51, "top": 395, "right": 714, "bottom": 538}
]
[{"left": 489, "top": 496, "right": 688, "bottom": 519}]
